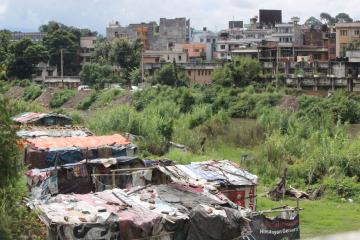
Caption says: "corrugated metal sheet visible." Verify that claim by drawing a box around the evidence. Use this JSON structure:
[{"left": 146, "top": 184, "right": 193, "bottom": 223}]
[
  {"left": 26, "top": 134, "right": 131, "bottom": 149},
  {"left": 13, "top": 112, "right": 47, "bottom": 123},
  {"left": 12, "top": 112, "right": 72, "bottom": 124},
  {"left": 159, "top": 160, "right": 258, "bottom": 186}
]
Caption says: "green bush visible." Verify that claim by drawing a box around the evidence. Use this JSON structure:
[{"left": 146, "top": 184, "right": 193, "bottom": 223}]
[
  {"left": 22, "top": 84, "right": 42, "bottom": 101},
  {"left": 77, "top": 92, "right": 98, "bottom": 110},
  {"left": 49, "top": 89, "right": 75, "bottom": 108}
]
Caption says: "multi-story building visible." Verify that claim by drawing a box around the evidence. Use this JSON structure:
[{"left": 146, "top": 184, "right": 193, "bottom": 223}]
[
  {"left": 272, "top": 17, "right": 303, "bottom": 47},
  {"left": 11, "top": 32, "right": 46, "bottom": 42},
  {"left": 79, "top": 36, "right": 97, "bottom": 65},
  {"left": 175, "top": 43, "right": 208, "bottom": 61},
  {"left": 156, "top": 18, "right": 190, "bottom": 51},
  {"left": 191, "top": 27, "right": 217, "bottom": 60},
  {"left": 143, "top": 50, "right": 187, "bottom": 64},
  {"left": 215, "top": 18, "right": 272, "bottom": 60},
  {"left": 106, "top": 18, "right": 190, "bottom": 51},
  {"left": 335, "top": 22, "right": 360, "bottom": 57}
]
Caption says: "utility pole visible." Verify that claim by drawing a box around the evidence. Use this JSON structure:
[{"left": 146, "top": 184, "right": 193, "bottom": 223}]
[
  {"left": 275, "top": 46, "right": 279, "bottom": 88},
  {"left": 60, "top": 49, "right": 64, "bottom": 89},
  {"left": 141, "top": 47, "right": 144, "bottom": 86}
]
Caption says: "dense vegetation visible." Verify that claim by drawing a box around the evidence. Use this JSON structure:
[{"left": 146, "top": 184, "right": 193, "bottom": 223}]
[
  {"left": 82, "top": 85, "right": 360, "bottom": 200},
  {"left": 0, "top": 96, "right": 42, "bottom": 239}
]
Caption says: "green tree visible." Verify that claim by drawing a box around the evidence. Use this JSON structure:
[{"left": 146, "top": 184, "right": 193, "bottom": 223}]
[
  {"left": 153, "top": 64, "right": 189, "bottom": 86},
  {"left": 0, "top": 30, "right": 11, "bottom": 64},
  {"left": 109, "top": 38, "right": 142, "bottom": 71},
  {"left": 80, "top": 63, "right": 113, "bottom": 88},
  {"left": 335, "top": 13, "right": 353, "bottom": 23},
  {"left": 305, "top": 17, "right": 323, "bottom": 29},
  {"left": 94, "top": 37, "right": 112, "bottom": 64},
  {"left": 213, "top": 57, "right": 261, "bottom": 87},
  {"left": 43, "top": 29, "right": 79, "bottom": 75},
  {"left": 0, "top": 96, "right": 43, "bottom": 239},
  {"left": 6, "top": 38, "right": 49, "bottom": 79},
  {"left": 320, "top": 12, "right": 335, "bottom": 26},
  {"left": 129, "top": 68, "right": 142, "bottom": 86}
]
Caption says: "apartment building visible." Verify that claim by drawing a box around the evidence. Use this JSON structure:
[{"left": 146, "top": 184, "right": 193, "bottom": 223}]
[
  {"left": 79, "top": 36, "right": 97, "bottom": 65},
  {"left": 335, "top": 22, "right": 360, "bottom": 57},
  {"left": 106, "top": 18, "right": 190, "bottom": 51}
]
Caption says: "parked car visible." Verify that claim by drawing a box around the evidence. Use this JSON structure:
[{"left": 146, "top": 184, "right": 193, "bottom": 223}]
[{"left": 77, "top": 85, "right": 91, "bottom": 91}]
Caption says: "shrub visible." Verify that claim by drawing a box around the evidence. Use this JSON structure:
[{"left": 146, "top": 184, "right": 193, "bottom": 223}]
[
  {"left": 49, "top": 89, "right": 75, "bottom": 108},
  {"left": 77, "top": 92, "right": 98, "bottom": 110},
  {"left": 22, "top": 84, "right": 42, "bottom": 101}
]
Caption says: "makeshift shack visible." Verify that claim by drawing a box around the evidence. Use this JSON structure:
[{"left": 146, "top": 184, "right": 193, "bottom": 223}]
[
  {"left": 157, "top": 160, "right": 258, "bottom": 210},
  {"left": 17, "top": 126, "right": 93, "bottom": 138},
  {"left": 34, "top": 185, "right": 300, "bottom": 240},
  {"left": 34, "top": 185, "right": 249, "bottom": 240},
  {"left": 12, "top": 112, "right": 72, "bottom": 126},
  {"left": 26, "top": 157, "right": 167, "bottom": 198},
  {"left": 24, "top": 134, "right": 138, "bottom": 169}
]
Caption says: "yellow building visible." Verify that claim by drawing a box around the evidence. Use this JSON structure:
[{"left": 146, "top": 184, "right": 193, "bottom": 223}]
[{"left": 335, "top": 22, "right": 360, "bottom": 57}]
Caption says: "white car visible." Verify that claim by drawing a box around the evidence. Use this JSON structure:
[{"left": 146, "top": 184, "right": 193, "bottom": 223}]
[{"left": 78, "top": 85, "right": 91, "bottom": 91}]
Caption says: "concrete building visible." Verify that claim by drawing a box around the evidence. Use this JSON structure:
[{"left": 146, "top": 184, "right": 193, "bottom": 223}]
[
  {"left": 156, "top": 18, "right": 190, "bottom": 50},
  {"left": 335, "top": 22, "right": 360, "bottom": 57},
  {"left": 272, "top": 17, "right": 303, "bottom": 47},
  {"left": 143, "top": 50, "right": 187, "bottom": 64},
  {"left": 215, "top": 17, "right": 272, "bottom": 60},
  {"left": 324, "top": 32, "right": 337, "bottom": 61},
  {"left": 143, "top": 62, "right": 221, "bottom": 84},
  {"left": 32, "top": 62, "right": 58, "bottom": 83},
  {"left": 106, "top": 21, "right": 136, "bottom": 41},
  {"left": 106, "top": 18, "right": 190, "bottom": 51},
  {"left": 80, "top": 36, "right": 97, "bottom": 65},
  {"left": 11, "top": 32, "right": 46, "bottom": 42},
  {"left": 175, "top": 43, "right": 208, "bottom": 61},
  {"left": 191, "top": 27, "right": 217, "bottom": 60}
]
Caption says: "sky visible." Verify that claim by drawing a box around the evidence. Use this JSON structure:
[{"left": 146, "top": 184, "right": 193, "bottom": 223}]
[{"left": 0, "top": 0, "right": 359, "bottom": 34}]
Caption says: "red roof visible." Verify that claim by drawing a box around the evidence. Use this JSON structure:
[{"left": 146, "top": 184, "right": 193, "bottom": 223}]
[{"left": 26, "top": 134, "right": 130, "bottom": 149}]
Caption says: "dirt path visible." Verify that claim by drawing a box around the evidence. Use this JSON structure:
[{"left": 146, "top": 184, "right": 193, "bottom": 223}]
[{"left": 34, "top": 88, "right": 60, "bottom": 108}]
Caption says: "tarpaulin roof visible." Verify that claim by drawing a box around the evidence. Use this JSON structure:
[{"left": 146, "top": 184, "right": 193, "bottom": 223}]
[
  {"left": 26, "top": 134, "right": 131, "bottom": 149},
  {"left": 17, "top": 126, "right": 93, "bottom": 138},
  {"left": 158, "top": 160, "right": 258, "bottom": 186},
  {"left": 34, "top": 185, "right": 243, "bottom": 240},
  {"left": 12, "top": 112, "right": 71, "bottom": 124}
]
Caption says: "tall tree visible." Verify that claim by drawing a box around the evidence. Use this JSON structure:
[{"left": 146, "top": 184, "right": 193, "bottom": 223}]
[
  {"left": 320, "top": 12, "right": 335, "bottom": 26},
  {"left": 213, "top": 57, "right": 262, "bottom": 87},
  {"left": 6, "top": 38, "right": 49, "bottom": 79},
  {"left": 43, "top": 29, "right": 79, "bottom": 75},
  {"left": 305, "top": 17, "right": 323, "bottom": 29},
  {"left": 335, "top": 13, "right": 353, "bottom": 23},
  {"left": 94, "top": 37, "right": 112, "bottom": 64},
  {"left": 0, "top": 30, "right": 11, "bottom": 64},
  {"left": 109, "top": 38, "right": 142, "bottom": 71}
]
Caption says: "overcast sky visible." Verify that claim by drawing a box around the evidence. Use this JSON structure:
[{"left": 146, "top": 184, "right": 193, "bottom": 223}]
[{"left": 0, "top": 0, "right": 359, "bottom": 34}]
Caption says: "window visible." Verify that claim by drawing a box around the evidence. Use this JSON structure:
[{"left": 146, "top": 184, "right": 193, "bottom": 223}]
[
  {"left": 220, "top": 45, "right": 226, "bottom": 50},
  {"left": 330, "top": 48, "right": 336, "bottom": 54},
  {"left": 340, "top": 30, "right": 348, "bottom": 36},
  {"left": 188, "top": 70, "right": 191, "bottom": 76},
  {"left": 178, "top": 55, "right": 182, "bottom": 61},
  {"left": 200, "top": 38, "right": 204, "bottom": 42},
  {"left": 355, "top": 29, "right": 360, "bottom": 36},
  {"left": 194, "top": 49, "right": 200, "bottom": 52},
  {"left": 207, "top": 38, "right": 211, "bottom": 43}
]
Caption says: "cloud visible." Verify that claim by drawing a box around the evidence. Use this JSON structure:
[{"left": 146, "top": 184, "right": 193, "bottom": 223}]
[
  {"left": 0, "top": 0, "right": 8, "bottom": 19},
  {"left": 0, "top": 0, "right": 359, "bottom": 33}
]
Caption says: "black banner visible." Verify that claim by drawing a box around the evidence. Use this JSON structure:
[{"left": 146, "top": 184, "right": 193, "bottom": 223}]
[{"left": 240, "top": 214, "right": 300, "bottom": 240}]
